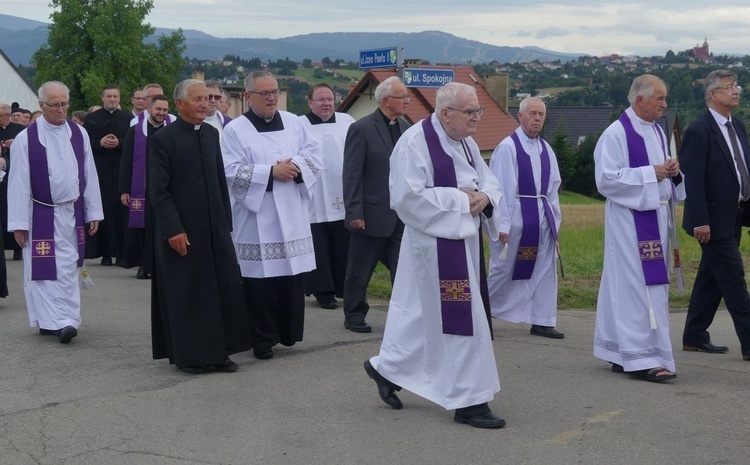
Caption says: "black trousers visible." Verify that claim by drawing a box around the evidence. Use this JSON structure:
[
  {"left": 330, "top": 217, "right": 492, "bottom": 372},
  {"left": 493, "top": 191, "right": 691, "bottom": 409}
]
[
  {"left": 304, "top": 220, "right": 350, "bottom": 298},
  {"left": 242, "top": 275, "right": 305, "bottom": 350},
  {"left": 342, "top": 230, "right": 402, "bottom": 324},
  {"left": 683, "top": 221, "right": 750, "bottom": 355}
]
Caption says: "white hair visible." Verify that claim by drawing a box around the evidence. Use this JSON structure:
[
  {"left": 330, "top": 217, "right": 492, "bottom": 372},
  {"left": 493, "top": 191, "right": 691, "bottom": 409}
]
[
  {"left": 374, "top": 76, "right": 403, "bottom": 105},
  {"left": 38, "top": 81, "right": 70, "bottom": 102},
  {"left": 173, "top": 79, "right": 205, "bottom": 101},
  {"left": 627, "top": 74, "right": 665, "bottom": 106},
  {"left": 519, "top": 97, "right": 545, "bottom": 113},
  {"left": 435, "top": 82, "right": 476, "bottom": 112}
]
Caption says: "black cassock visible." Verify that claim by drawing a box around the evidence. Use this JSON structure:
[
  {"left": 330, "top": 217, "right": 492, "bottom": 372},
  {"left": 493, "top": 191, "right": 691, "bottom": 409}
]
[
  {"left": 149, "top": 117, "right": 250, "bottom": 368},
  {"left": 1, "top": 121, "right": 25, "bottom": 257},
  {"left": 83, "top": 108, "right": 132, "bottom": 260},
  {"left": 118, "top": 121, "right": 164, "bottom": 272}
]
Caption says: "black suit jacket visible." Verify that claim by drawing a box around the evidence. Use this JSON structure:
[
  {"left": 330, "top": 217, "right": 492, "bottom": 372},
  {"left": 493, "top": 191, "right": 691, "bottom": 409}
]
[
  {"left": 342, "top": 109, "right": 411, "bottom": 238},
  {"left": 681, "top": 110, "right": 750, "bottom": 240}
]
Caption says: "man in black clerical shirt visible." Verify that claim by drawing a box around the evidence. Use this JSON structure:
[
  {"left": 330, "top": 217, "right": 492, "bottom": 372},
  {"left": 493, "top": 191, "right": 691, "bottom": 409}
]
[
  {"left": 341, "top": 76, "right": 411, "bottom": 333},
  {"left": 84, "top": 84, "right": 132, "bottom": 266}
]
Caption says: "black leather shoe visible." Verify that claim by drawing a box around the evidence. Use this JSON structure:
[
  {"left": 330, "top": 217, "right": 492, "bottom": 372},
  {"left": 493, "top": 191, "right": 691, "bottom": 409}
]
[
  {"left": 316, "top": 296, "right": 338, "bottom": 309},
  {"left": 364, "top": 360, "right": 402, "bottom": 409},
  {"left": 344, "top": 321, "right": 372, "bottom": 333},
  {"left": 101, "top": 257, "right": 113, "bottom": 266},
  {"left": 13, "top": 249, "right": 22, "bottom": 260},
  {"left": 58, "top": 326, "right": 77, "bottom": 344},
  {"left": 136, "top": 266, "right": 150, "bottom": 279},
  {"left": 454, "top": 411, "right": 507, "bottom": 429},
  {"left": 683, "top": 341, "right": 729, "bottom": 354},
  {"left": 39, "top": 328, "right": 59, "bottom": 336},
  {"left": 530, "top": 325, "right": 565, "bottom": 339},
  {"left": 253, "top": 347, "right": 274, "bottom": 360},
  {"left": 179, "top": 366, "right": 205, "bottom": 374},
  {"left": 742, "top": 354, "right": 750, "bottom": 361},
  {"left": 213, "top": 358, "right": 239, "bottom": 372}
]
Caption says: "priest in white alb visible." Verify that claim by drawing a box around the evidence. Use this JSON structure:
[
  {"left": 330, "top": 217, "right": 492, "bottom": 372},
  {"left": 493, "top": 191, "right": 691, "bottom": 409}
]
[
  {"left": 8, "top": 81, "right": 103, "bottom": 344},
  {"left": 299, "top": 83, "right": 355, "bottom": 310},
  {"left": 487, "top": 97, "right": 564, "bottom": 339},
  {"left": 364, "top": 82, "right": 506, "bottom": 429},
  {"left": 593, "top": 74, "right": 685, "bottom": 382},
  {"left": 221, "top": 70, "right": 322, "bottom": 360}
]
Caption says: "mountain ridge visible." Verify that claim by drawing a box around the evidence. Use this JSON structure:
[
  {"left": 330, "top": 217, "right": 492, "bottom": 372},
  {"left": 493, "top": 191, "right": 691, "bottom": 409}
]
[{"left": 0, "top": 13, "right": 583, "bottom": 66}]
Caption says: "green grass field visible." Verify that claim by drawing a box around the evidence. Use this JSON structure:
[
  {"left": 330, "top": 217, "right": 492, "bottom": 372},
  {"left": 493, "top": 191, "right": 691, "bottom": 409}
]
[{"left": 365, "top": 192, "right": 750, "bottom": 310}]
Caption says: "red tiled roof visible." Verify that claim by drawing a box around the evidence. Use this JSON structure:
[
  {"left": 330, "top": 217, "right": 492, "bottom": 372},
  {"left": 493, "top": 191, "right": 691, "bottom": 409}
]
[{"left": 338, "top": 66, "right": 518, "bottom": 152}]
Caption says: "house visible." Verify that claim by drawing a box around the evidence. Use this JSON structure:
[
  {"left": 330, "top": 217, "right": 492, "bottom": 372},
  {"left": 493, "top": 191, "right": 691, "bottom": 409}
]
[
  {"left": 507, "top": 105, "right": 680, "bottom": 155},
  {"left": 0, "top": 48, "right": 38, "bottom": 110},
  {"left": 508, "top": 105, "right": 614, "bottom": 147},
  {"left": 338, "top": 65, "right": 519, "bottom": 159}
]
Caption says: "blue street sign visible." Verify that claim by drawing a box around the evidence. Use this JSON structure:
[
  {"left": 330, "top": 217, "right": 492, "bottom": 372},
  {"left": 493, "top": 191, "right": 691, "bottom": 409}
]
[
  {"left": 359, "top": 47, "right": 399, "bottom": 69},
  {"left": 402, "top": 68, "right": 455, "bottom": 88}
]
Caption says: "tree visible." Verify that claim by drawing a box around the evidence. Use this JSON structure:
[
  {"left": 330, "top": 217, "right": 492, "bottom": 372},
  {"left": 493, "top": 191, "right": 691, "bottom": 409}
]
[{"left": 33, "top": 0, "right": 186, "bottom": 111}]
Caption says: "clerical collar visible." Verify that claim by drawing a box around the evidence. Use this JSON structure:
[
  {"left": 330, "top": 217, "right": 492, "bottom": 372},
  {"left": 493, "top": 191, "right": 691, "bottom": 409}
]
[
  {"left": 305, "top": 112, "right": 336, "bottom": 125},
  {"left": 377, "top": 108, "right": 398, "bottom": 126},
  {"left": 148, "top": 118, "right": 165, "bottom": 128},
  {"left": 244, "top": 109, "right": 284, "bottom": 132},
  {"left": 174, "top": 116, "right": 202, "bottom": 131}
]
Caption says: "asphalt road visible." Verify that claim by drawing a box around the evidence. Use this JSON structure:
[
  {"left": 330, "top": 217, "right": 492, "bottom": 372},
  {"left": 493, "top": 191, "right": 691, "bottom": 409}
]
[{"left": 0, "top": 255, "right": 748, "bottom": 465}]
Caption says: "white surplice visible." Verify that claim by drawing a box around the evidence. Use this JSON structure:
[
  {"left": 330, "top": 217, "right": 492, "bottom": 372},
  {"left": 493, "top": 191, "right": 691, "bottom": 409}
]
[
  {"left": 487, "top": 127, "right": 562, "bottom": 326},
  {"left": 299, "top": 112, "right": 355, "bottom": 223},
  {"left": 8, "top": 118, "right": 103, "bottom": 330},
  {"left": 221, "top": 110, "right": 322, "bottom": 278},
  {"left": 204, "top": 112, "right": 226, "bottom": 134},
  {"left": 370, "top": 114, "right": 502, "bottom": 410},
  {"left": 593, "top": 107, "right": 686, "bottom": 373}
]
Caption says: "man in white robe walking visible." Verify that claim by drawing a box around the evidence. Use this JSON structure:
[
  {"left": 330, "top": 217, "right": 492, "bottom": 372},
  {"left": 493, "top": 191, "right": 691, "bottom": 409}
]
[
  {"left": 593, "top": 74, "right": 685, "bottom": 382},
  {"left": 8, "top": 81, "right": 103, "bottom": 344},
  {"left": 222, "top": 70, "right": 322, "bottom": 360},
  {"left": 364, "top": 82, "right": 505, "bottom": 429},
  {"left": 488, "top": 97, "right": 564, "bottom": 338}
]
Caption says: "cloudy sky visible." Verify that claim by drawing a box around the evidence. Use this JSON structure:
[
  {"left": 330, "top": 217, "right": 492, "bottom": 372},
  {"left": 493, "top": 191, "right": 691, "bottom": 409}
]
[{"left": 3, "top": 0, "right": 749, "bottom": 57}]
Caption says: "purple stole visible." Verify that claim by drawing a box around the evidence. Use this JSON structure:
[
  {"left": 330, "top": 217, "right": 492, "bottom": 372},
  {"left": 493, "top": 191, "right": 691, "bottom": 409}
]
[
  {"left": 618, "top": 112, "right": 669, "bottom": 285},
  {"left": 128, "top": 113, "right": 169, "bottom": 228},
  {"left": 221, "top": 113, "right": 232, "bottom": 127},
  {"left": 421, "top": 118, "right": 474, "bottom": 336},
  {"left": 27, "top": 119, "right": 87, "bottom": 280},
  {"left": 510, "top": 132, "right": 557, "bottom": 280}
]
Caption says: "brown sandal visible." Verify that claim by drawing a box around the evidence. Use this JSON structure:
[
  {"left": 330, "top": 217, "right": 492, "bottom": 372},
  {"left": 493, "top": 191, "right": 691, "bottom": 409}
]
[{"left": 635, "top": 367, "right": 676, "bottom": 382}]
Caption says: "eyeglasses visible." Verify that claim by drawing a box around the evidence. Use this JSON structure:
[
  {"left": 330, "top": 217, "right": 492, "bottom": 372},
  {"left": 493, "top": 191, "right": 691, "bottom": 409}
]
[
  {"left": 388, "top": 94, "right": 411, "bottom": 101},
  {"left": 715, "top": 84, "right": 741, "bottom": 92},
  {"left": 446, "top": 106, "right": 484, "bottom": 118},
  {"left": 41, "top": 101, "right": 70, "bottom": 110},
  {"left": 208, "top": 94, "right": 223, "bottom": 101},
  {"left": 248, "top": 89, "right": 281, "bottom": 99},
  {"left": 311, "top": 98, "right": 334, "bottom": 103}
]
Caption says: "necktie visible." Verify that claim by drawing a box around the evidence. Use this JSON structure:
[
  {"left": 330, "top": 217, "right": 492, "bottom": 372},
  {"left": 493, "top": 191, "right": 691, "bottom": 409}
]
[{"left": 726, "top": 120, "right": 750, "bottom": 200}]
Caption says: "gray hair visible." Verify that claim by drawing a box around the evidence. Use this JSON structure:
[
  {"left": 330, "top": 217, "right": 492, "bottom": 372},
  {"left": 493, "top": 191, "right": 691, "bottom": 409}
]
[
  {"left": 627, "top": 74, "right": 665, "bottom": 106},
  {"left": 222, "top": 89, "right": 231, "bottom": 102},
  {"left": 704, "top": 70, "right": 737, "bottom": 101},
  {"left": 435, "top": 82, "right": 476, "bottom": 112},
  {"left": 374, "top": 76, "right": 403, "bottom": 105},
  {"left": 38, "top": 81, "right": 70, "bottom": 101},
  {"left": 204, "top": 79, "right": 222, "bottom": 90},
  {"left": 173, "top": 79, "right": 205, "bottom": 101},
  {"left": 519, "top": 96, "right": 545, "bottom": 114},
  {"left": 143, "top": 83, "right": 163, "bottom": 93},
  {"left": 244, "top": 70, "right": 276, "bottom": 91},
  {"left": 0, "top": 103, "right": 11, "bottom": 115}
]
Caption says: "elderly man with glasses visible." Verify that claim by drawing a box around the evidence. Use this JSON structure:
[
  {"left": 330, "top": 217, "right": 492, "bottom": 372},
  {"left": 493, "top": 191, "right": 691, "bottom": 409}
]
[
  {"left": 7, "top": 81, "right": 103, "bottom": 344},
  {"left": 363, "top": 82, "right": 505, "bottom": 429},
  {"left": 681, "top": 70, "right": 750, "bottom": 363},
  {"left": 341, "top": 76, "right": 412, "bottom": 333}
]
